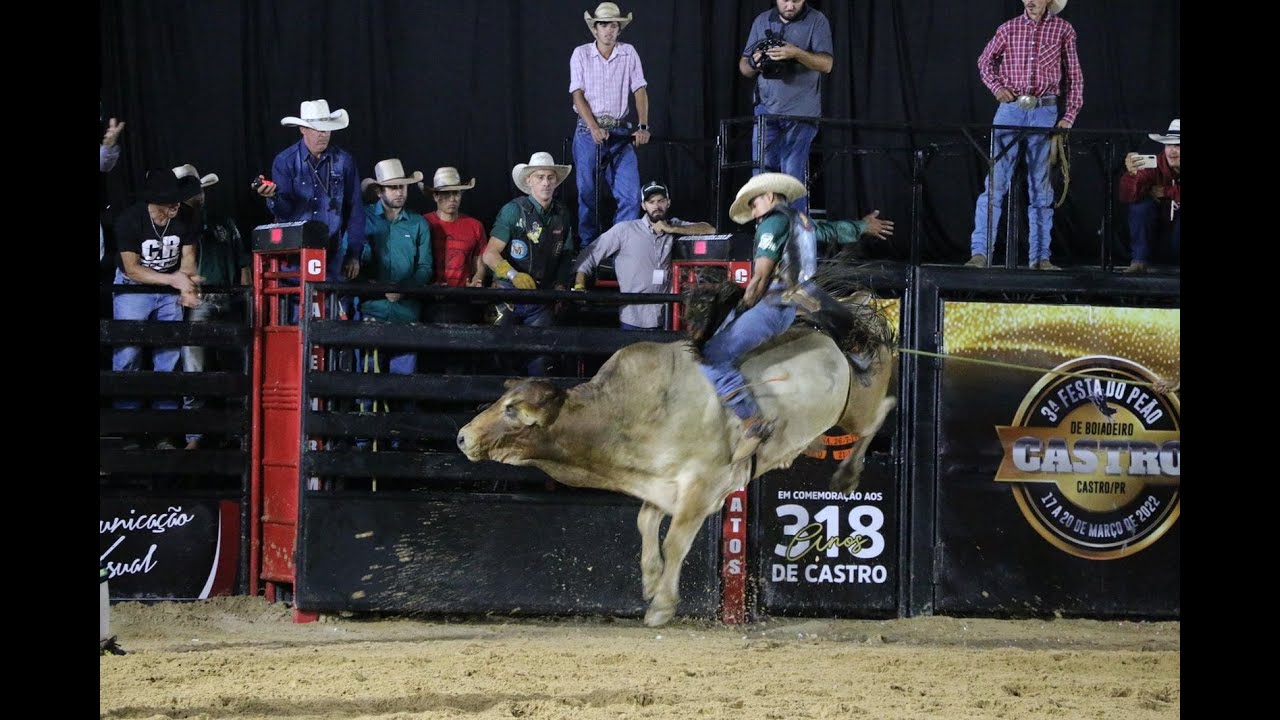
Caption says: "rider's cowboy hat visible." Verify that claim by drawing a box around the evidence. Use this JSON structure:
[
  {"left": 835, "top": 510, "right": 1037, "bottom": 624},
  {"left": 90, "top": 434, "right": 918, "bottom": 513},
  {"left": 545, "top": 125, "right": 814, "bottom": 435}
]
[
  {"left": 280, "top": 99, "right": 350, "bottom": 131},
  {"left": 1049, "top": 1, "right": 1067, "bottom": 12},
  {"left": 729, "top": 172, "right": 807, "bottom": 225},
  {"left": 584, "top": 2, "right": 632, "bottom": 32},
  {"left": 512, "top": 152, "right": 572, "bottom": 194},
  {"left": 361, "top": 158, "right": 425, "bottom": 193}
]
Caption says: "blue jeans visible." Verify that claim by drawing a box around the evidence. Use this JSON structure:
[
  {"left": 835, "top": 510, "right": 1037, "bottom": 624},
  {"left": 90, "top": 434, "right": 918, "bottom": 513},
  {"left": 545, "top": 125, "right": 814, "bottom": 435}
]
[
  {"left": 698, "top": 290, "right": 797, "bottom": 421},
  {"left": 112, "top": 275, "right": 183, "bottom": 411},
  {"left": 573, "top": 124, "right": 641, "bottom": 247},
  {"left": 752, "top": 109, "right": 819, "bottom": 215},
  {"left": 493, "top": 279, "right": 556, "bottom": 376},
  {"left": 970, "top": 103, "right": 1059, "bottom": 264},
  {"left": 1127, "top": 197, "right": 1181, "bottom": 265}
]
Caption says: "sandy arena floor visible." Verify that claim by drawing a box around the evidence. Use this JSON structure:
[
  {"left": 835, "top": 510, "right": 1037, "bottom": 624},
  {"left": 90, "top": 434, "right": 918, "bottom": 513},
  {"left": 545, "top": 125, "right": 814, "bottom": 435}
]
[{"left": 100, "top": 596, "right": 1179, "bottom": 720}]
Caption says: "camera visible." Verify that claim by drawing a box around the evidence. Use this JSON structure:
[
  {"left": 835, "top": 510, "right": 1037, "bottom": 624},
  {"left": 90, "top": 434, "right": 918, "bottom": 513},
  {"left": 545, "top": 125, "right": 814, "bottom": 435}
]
[{"left": 751, "top": 30, "right": 795, "bottom": 78}]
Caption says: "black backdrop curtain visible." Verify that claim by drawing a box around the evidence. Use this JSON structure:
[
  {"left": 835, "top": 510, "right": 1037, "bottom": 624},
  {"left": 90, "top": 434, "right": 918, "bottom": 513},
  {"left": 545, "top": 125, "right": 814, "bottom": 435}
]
[{"left": 100, "top": 0, "right": 1179, "bottom": 265}]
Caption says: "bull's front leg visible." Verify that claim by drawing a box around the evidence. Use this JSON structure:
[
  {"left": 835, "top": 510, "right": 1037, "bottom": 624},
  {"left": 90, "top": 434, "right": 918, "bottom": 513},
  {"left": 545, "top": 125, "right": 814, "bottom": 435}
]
[
  {"left": 636, "top": 502, "right": 666, "bottom": 602},
  {"left": 644, "top": 495, "right": 720, "bottom": 628}
]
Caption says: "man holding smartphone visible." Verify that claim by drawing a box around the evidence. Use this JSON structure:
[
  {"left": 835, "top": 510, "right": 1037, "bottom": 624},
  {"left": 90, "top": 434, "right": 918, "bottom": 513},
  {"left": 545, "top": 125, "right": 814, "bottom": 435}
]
[{"left": 1119, "top": 118, "right": 1180, "bottom": 273}]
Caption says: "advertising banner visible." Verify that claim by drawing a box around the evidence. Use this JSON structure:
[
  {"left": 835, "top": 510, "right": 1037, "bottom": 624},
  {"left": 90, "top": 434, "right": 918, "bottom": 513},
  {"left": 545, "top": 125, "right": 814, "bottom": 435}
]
[
  {"left": 935, "top": 303, "right": 1179, "bottom": 617},
  {"left": 100, "top": 496, "right": 239, "bottom": 600}
]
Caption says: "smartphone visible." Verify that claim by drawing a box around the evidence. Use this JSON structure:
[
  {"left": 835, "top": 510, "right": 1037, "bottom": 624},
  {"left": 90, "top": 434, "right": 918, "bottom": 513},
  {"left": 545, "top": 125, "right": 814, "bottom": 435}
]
[{"left": 1135, "top": 154, "right": 1157, "bottom": 170}]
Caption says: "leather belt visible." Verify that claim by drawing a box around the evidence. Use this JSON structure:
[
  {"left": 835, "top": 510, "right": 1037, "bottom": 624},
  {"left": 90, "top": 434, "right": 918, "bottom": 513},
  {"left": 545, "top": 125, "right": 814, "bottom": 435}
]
[{"left": 1010, "top": 94, "right": 1057, "bottom": 110}]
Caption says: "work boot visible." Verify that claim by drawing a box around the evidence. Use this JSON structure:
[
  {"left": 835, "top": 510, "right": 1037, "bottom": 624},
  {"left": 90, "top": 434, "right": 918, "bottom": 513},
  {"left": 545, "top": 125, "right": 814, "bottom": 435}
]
[
  {"left": 731, "top": 416, "right": 774, "bottom": 463},
  {"left": 1123, "top": 261, "right": 1148, "bottom": 274},
  {"left": 964, "top": 254, "right": 988, "bottom": 268},
  {"left": 1034, "top": 259, "right": 1061, "bottom": 271}
]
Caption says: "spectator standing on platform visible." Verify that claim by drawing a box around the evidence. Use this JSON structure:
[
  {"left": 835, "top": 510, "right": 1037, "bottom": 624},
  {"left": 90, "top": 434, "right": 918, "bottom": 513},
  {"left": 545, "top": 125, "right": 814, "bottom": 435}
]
[
  {"left": 573, "top": 180, "right": 715, "bottom": 330},
  {"left": 1119, "top": 119, "right": 1180, "bottom": 274},
  {"left": 424, "top": 167, "right": 487, "bottom": 323},
  {"left": 357, "top": 159, "right": 433, "bottom": 381},
  {"left": 965, "top": 0, "right": 1083, "bottom": 271},
  {"left": 483, "top": 152, "right": 576, "bottom": 376},
  {"left": 112, "top": 170, "right": 204, "bottom": 450},
  {"left": 256, "top": 99, "right": 364, "bottom": 282},
  {"left": 172, "top": 164, "right": 250, "bottom": 450},
  {"left": 570, "top": 2, "right": 650, "bottom": 248},
  {"left": 100, "top": 113, "right": 126, "bottom": 262},
  {"left": 738, "top": 0, "right": 832, "bottom": 214}
]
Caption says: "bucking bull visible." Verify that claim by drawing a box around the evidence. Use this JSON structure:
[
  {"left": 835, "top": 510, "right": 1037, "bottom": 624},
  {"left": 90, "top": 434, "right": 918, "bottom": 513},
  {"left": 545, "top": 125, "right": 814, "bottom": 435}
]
[{"left": 457, "top": 286, "right": 896, "bottom": 627}]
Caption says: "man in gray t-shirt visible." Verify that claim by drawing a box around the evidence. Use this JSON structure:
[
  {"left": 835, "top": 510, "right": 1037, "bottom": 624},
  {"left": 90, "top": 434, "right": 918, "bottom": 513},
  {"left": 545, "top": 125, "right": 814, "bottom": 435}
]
[{"left": 738, "top": 0, "right": 833, "bottom": 215}]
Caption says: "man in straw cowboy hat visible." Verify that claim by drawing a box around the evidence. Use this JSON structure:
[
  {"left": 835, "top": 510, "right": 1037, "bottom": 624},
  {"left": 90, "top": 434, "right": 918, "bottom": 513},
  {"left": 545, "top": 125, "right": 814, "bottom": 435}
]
[
  {"left": 355, "top": 159, "right": 433, "bottom": 380},
  {"left": 424, "top": 167, "right": 487, "bottom": 290},
  {"left": 482, "top": 152, "right": 576, "bottom": 377},
  {"left": 570, "top": 2, "right": 651, "bottom": 249},
  {"left": 111, "top": 169, "right": 206, "bottom": 450},
  {"left": 172, "top": 163, "right": 249, "bottom": 450},
  {"left": 966, "top": 0, "right": 1082, "bottom": 271},
  {"left": 256, "top": 99, "right": 365, "bottom": 282},
  {"left": 738, "top": 0, "right": 833, "bottom": 215},
  {"left": 1119, "top": 118, "right": 1180, "bottom": 273},
  {"left": 700, "top": 172, "right": 880, "bottom": 463}
]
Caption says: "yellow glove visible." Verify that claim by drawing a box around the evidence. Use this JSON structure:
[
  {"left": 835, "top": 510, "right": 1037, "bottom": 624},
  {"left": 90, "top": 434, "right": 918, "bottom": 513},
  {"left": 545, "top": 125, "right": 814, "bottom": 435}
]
[{"left": 512, "top": 272, "right": 537, "bottom": 290}]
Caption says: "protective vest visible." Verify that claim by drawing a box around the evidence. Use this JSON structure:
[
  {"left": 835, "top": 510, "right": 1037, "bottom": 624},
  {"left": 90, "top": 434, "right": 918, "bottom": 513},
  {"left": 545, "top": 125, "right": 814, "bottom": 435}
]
[
  {"left": 774, "top": 205, "right": 818, "bottom": 288},
  {"left": 504, "top": 197, "right": 571, "bottom": 286}
]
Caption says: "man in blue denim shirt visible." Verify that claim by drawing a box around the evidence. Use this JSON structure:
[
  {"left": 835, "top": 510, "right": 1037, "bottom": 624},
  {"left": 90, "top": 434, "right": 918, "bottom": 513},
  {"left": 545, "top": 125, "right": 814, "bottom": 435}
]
[{"left": 255, "top": 99, "right": 364, "bottom": 281}]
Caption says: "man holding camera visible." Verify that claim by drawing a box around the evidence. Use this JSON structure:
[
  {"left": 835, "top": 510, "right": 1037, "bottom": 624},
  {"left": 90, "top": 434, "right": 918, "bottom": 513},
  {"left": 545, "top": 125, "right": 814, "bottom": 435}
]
[
  {"left": 738, "top": 0, "right": 833, "bottom": 216},
  {"left": 1118, "top": 119, "right": 1180, "bottom": 274}
]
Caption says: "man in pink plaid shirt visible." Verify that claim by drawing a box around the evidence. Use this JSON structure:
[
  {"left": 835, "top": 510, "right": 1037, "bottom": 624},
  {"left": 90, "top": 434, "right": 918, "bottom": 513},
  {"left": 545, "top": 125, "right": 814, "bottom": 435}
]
[
  {"left": 966, "top": 0, "right": 1083, "bottom": 271},
  {"left": 570, "top": 2, "right": 651, "bottom": 249}
]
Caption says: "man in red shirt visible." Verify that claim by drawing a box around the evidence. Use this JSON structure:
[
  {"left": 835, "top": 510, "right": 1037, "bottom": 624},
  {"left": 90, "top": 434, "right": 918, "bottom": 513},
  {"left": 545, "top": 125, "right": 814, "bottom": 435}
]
[
  {"left": 966, "top": 0, "right": 1083, "bottom": 271},
  {"left": 423, "top": 167, "right": 488, "bottom": 323},
  {"left": 1118, "top": 119, "right": 1180, "bottom": 273}
]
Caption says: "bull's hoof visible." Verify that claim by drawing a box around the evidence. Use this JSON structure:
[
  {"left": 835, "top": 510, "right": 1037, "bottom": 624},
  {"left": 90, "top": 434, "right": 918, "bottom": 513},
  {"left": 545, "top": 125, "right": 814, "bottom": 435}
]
[
  {"left": 829, "top": 467, "right": 862, "bottom": 494},
  {"left": 643, "top": 604, "right": 675, "bottom": 627}
]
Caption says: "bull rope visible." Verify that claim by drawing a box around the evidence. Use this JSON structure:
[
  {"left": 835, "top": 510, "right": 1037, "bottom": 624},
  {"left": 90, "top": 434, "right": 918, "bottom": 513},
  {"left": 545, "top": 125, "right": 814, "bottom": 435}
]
[{"left": 895, "top": 347, "right": 1174, "bottom": 390}]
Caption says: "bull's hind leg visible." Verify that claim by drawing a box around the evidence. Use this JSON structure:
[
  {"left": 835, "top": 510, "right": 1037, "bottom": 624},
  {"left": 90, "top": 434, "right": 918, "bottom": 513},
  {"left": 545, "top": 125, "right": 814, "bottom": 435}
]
[
  {"left": 636, "top": 502, "right": 665, "bottom": 602},
  {"left": 831, "top": 397, "right": 896, "bottom": 493}
]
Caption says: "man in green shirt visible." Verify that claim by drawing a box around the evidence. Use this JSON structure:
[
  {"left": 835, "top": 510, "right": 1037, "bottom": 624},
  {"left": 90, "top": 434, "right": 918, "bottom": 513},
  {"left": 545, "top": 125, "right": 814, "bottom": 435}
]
[
  {"left": 173, "top": 164, "right": 249, "bottom": 450},
  {"left": 698, "top": 173, "right": 892, "bottom": 462},
  {"left": 482, "top": 152, "right": 576, "bottom": 376}
]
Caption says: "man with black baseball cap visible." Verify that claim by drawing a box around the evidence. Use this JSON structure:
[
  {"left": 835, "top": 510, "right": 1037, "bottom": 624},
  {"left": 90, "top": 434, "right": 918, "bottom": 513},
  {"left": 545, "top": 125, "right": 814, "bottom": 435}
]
[{"left": 574, "top": 180, "right": 715, "bottom": 330}]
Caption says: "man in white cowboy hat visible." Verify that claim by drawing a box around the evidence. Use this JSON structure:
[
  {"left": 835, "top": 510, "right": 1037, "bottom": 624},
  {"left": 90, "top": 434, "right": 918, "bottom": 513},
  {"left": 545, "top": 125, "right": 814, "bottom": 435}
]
[
  {"left": 111, "top": 169, "right": 206, "bottom": 450},
  {"left": 699, "top": 172, "right": 868, "bottom": 462},
  {"left": 256, "top": 99, "right": 365, "bottom": 282},
  {"left": 482, "top": 152, "right": 576, "bottom": 376},
  {"left": 1118, "top": 119, "right": 1180, "bottom": 273},
  {"left": 570, "top": 2, "right": 650, "bottom": 249},
  {"left": 424, "top": 167, "right": 487, "bottom": 290},
  {"left": 967, "top": 0, "right": 1082, "bottom": 271},
  {"left": 738, "top": 0, "right": 832, "bottom": 214},
  {"left": 354, "top": 159, "right": 433, "bottom": 383},
  {"left": 573, "top": 179, "right": 716, "bottom": 330},
  {"left": 172, "top": 164, "right": 250, "bottom": 450}
]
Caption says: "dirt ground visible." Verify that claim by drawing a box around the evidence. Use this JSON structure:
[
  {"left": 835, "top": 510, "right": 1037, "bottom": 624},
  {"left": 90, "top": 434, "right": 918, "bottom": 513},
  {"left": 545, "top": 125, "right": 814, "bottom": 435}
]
[{"left": 100, "top": 597, "right": 1178, "bottom": 720}]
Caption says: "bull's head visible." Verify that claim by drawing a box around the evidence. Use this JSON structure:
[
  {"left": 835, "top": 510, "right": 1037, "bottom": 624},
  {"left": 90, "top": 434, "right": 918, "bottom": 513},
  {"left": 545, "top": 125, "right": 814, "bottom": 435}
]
[{"left": 456, "top": 379, "right": 568, "bottom": 463}]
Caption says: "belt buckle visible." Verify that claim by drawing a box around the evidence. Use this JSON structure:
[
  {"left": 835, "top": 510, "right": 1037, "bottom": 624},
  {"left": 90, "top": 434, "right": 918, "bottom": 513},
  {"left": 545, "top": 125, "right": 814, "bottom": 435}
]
[
  {"left": 596, "top": 114, "right": 618, "bottom": 129},
  {"left": 1015, "top": 95, "right": 1038, "bottom": 110}
]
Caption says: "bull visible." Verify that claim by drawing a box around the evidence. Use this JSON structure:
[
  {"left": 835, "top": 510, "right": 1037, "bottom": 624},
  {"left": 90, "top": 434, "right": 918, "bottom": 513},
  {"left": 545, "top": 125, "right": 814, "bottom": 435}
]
[{"left": 457, "top": 323, "right": 895, "bottom": 627}]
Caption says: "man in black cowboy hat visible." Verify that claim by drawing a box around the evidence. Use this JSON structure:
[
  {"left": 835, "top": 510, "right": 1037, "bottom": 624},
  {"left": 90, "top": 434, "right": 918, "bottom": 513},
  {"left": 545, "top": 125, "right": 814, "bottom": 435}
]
[{"left": 111, "top": 169, "right": 205, "bottom": 450}]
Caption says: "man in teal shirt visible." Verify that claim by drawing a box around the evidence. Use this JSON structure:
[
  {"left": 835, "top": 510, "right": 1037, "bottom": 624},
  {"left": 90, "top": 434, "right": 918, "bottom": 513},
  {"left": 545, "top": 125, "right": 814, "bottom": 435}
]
[{"left": 357, "top": 159, "right": 432, "bottom": 380}]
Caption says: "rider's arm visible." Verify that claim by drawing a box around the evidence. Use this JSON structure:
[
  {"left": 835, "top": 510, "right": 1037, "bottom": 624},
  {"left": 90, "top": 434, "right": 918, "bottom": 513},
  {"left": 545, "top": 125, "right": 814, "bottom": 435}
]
[{"left": 742, "top": 256, "right": 775, "bottom": 308}]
